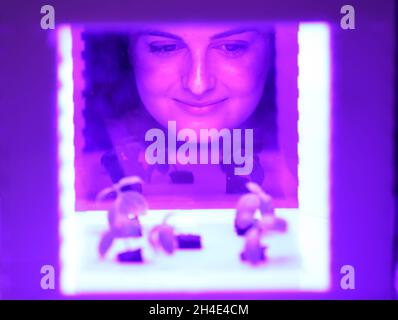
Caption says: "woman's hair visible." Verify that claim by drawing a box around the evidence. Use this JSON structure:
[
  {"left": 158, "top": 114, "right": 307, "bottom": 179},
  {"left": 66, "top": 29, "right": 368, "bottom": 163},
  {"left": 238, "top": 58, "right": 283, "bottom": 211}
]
[{"left": 81, "top": 29, "right": 279, "bottom": 153}]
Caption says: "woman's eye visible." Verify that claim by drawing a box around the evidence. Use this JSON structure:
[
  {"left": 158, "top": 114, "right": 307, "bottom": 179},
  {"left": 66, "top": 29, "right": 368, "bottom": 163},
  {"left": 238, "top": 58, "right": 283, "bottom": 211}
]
[
  {"left": 149, "top": 42, "right": 185, "bottom": 56},
  {"left": 214, "top": 42, "right": 249, "bottom": 57}
]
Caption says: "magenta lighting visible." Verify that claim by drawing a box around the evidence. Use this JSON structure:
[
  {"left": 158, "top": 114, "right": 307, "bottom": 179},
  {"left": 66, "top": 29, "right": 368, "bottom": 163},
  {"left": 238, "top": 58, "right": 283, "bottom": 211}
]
[{"left": 57, "top": 22, "right": 332, "bottom": 295}]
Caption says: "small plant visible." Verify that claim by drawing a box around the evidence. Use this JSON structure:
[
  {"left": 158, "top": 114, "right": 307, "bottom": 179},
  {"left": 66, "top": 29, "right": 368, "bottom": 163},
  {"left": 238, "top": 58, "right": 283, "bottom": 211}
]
[
  {"left": 236, "top": 182, "right": 288, "bottom": 265},
  {"left": 97, "top": 176, "right": 148, "bottom": 258},
  {"left": 240, "top": 227, "right": 268, "bottom": 265},
  {"left": 148, "top": 213, "right": 177, "bottom": 255}
]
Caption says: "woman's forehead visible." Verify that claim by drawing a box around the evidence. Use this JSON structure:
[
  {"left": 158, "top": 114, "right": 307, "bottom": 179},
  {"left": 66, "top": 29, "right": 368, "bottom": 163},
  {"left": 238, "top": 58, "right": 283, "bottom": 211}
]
[{"left": 135, "top": 22, "right": 272, "bottom": 39}]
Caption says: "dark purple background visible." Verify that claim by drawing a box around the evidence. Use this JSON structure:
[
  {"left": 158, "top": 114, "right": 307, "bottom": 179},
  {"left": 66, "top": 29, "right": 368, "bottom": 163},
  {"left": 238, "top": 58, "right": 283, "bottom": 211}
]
[{"left": 0, "top": 0, "right": 396, "bottom": 299}]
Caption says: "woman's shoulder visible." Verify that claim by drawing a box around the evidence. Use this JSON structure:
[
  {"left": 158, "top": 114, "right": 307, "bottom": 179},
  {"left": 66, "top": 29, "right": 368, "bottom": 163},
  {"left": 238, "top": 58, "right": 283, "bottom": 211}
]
[{"left": 255, "top": 150, "right": 298, "bottom": 199}]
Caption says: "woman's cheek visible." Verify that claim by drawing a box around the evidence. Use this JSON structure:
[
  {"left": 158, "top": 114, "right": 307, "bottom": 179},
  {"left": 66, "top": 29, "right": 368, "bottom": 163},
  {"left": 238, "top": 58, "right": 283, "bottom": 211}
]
[
  {"left": 146, "top": 63, "right": 180, "bottom": 93},
  {"left": 137, "top": 69, "right": 165, "bottom": 97},
  {"left": 217, "top": 54, "right": 262, "bottom": 88},
  {"left": 218, "top": 65, "right": 258, "bottom": 96}
]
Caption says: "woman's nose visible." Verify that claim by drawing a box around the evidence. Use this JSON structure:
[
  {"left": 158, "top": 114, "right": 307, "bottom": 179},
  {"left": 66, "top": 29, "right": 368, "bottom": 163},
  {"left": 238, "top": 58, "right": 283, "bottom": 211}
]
[{"left": 181, "top": 51, "right": 216, "bottom": 97}]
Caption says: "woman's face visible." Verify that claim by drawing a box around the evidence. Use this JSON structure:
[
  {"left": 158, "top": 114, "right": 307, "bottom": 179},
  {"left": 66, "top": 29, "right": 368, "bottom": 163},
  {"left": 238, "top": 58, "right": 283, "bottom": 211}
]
[{"left": 133, "top": 23, "right": 270, "bottom": 133}]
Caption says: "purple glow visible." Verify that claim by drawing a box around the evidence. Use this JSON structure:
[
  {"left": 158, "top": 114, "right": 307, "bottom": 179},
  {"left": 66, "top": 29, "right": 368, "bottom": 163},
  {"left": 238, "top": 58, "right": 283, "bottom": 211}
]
[
  {"left": 297, "top": 23, "right": 331, "bottom": 290},
  {"left": 57, "top": 22, "right": 332, "bottom": 295},
  {"left": 56, "top": 25, "right": 78, "bottom": 295}
]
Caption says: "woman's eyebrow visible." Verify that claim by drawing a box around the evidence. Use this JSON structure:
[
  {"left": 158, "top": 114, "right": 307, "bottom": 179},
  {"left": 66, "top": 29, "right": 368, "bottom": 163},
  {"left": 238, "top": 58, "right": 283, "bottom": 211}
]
[
  {"left": 210, "top": 28, "right": 257, "bottom": 40},
  {"left": 141, "top": 30, "right": 183, "bottom": 41},
  {"left": 140, "top": 28, "right": 257, "bottom": 41}
]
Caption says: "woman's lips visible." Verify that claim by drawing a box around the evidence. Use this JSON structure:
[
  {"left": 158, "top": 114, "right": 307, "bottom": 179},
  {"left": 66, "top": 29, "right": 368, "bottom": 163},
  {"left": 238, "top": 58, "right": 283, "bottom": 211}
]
[{"left": 173, "top": 97, "right": 228, "bottom": 115}]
